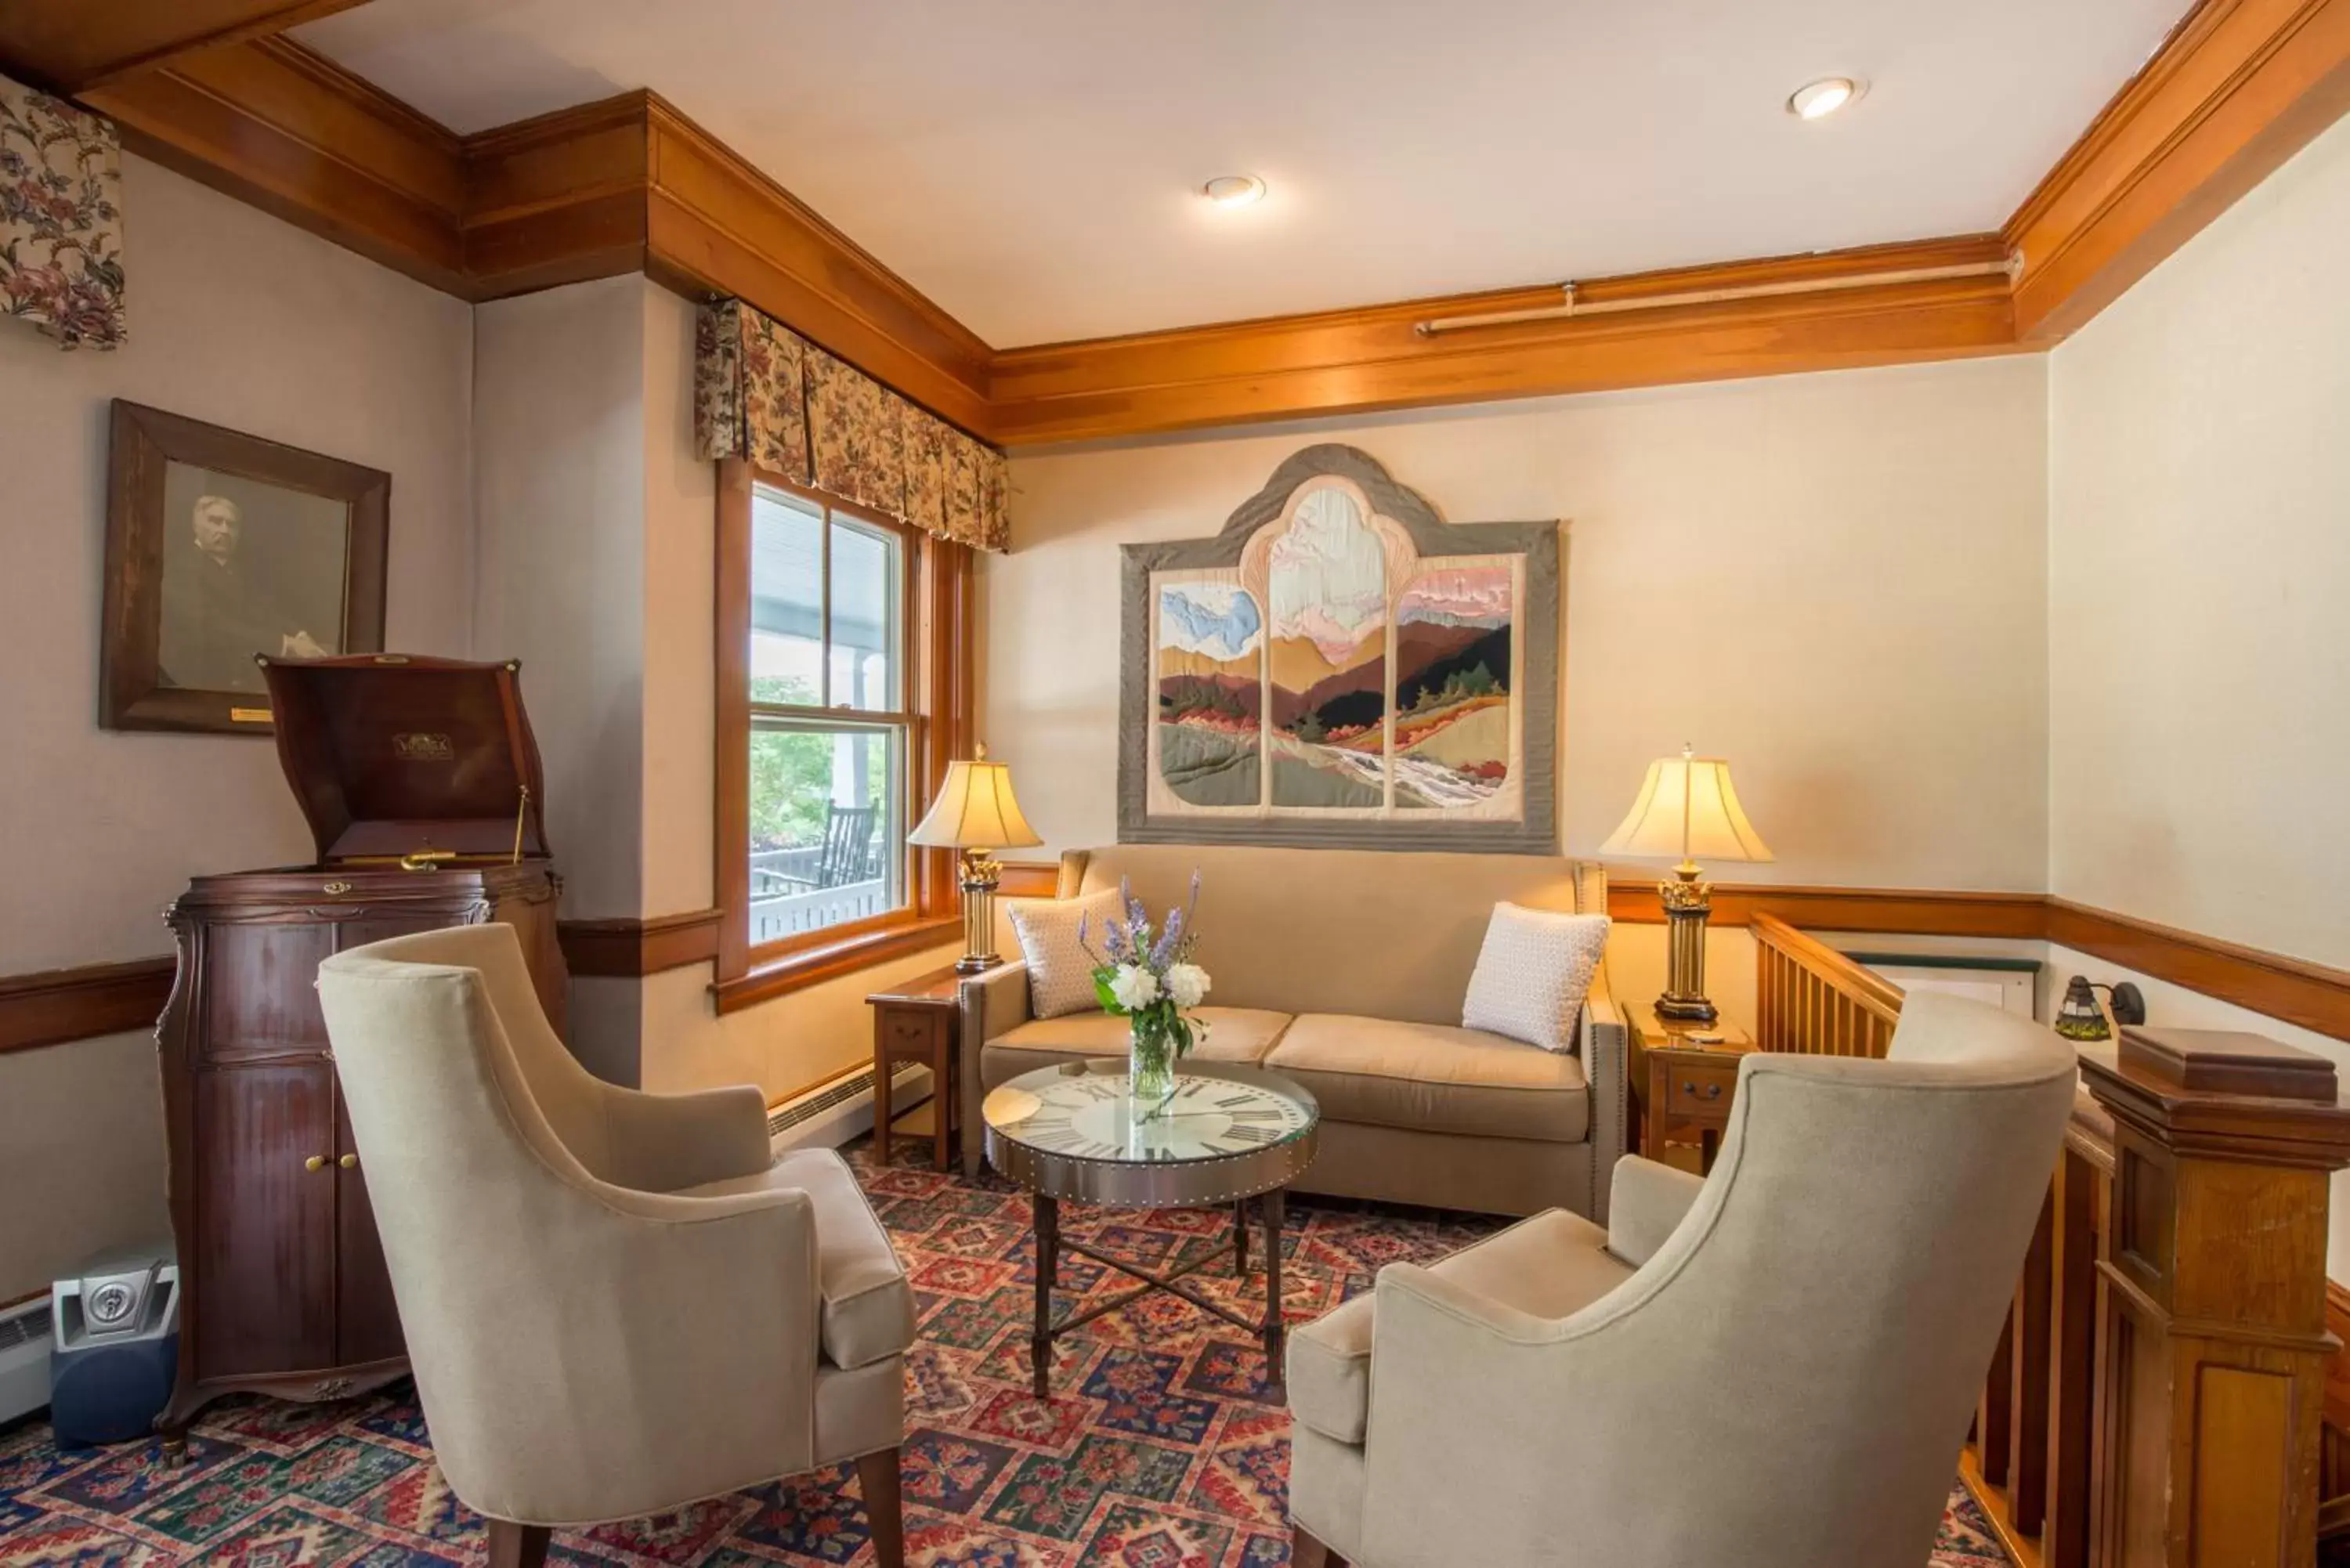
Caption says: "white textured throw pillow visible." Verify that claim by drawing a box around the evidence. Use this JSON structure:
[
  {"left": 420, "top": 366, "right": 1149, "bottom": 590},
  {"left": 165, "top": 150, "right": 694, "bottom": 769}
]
[
  {"left": 1008, "top": 888, "right": 1124, "bottom": 1020},
  {"left": 1462, "top": 902, "right": 1611, "bottom": 1053}
]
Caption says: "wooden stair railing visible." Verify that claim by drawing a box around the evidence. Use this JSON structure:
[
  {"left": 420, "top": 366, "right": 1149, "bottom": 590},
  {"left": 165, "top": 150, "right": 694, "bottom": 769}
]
[
  {"left": 1752, "top": 913, "right": 1901, "bottom": 1060},
  {"left": 1748, "top": 918, "right": 2350, "bottom": 1568}
]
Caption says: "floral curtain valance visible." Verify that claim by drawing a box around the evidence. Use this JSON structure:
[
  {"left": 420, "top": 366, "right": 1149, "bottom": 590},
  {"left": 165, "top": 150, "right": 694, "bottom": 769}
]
[
  {"left": 1, "top": 74, "right": 125, "bottom": 350},
  {"left": 695, "top": 299, "right": 1008, "bottom": 551}
]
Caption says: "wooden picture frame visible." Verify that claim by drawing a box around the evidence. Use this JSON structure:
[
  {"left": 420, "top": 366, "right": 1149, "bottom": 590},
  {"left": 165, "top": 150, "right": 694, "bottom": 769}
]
[{"left": 100, "top": 400, "right": 389, "bottom": 735}]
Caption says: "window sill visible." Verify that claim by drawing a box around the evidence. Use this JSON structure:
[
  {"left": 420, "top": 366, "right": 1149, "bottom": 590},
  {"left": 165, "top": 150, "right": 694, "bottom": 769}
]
[{"left": 710, "top": 916, "right": 962, "bottom": 1013}]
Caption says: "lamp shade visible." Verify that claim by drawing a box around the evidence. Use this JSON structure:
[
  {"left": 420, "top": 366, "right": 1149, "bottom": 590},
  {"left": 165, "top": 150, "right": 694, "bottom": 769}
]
[
  {"left": 1599, "top": 749, "right": 1774, "bottom": 866},
  {"left": 907, "top": 754, "right": 1043, "bottom": 851}
]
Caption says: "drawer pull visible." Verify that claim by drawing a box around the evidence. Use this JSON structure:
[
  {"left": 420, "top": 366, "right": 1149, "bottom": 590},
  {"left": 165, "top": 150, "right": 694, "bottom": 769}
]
[
  {"left": 338, "top": 1154, "right": 358, "bottom": 1169},
  {"left": 1682, "top": 1081, "right": 1724, "bottom": 1100},
  {"left": 304, "top": 1154, "right": 327, "bottom": 1172}
]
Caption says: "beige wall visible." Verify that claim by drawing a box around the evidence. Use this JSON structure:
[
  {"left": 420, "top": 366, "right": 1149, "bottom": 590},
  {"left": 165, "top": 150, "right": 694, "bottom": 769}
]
[
  {"left": 0, "top": 156, "right": 475, "bottom": 1299},
  {"left": 986, "top": 357, "right": 2052, "bottom": 892},
  {"left": 2048, "top": 113, "right": 2350, "bottom": 975},
  {"left": 474, "top": 276, "right": 650, "bottom": 920},
  {"left": 2044, "top": 115, "right": 2350, "bottom": 1272}
]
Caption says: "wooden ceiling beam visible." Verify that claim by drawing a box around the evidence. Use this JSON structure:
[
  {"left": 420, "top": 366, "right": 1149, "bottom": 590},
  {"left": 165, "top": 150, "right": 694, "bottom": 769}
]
[
  {"left": 0, "top": 0, "right": 373, "bottom": 95},
  {"left": 2006, "top": 0, "right": 2350, "bottom": 341}
]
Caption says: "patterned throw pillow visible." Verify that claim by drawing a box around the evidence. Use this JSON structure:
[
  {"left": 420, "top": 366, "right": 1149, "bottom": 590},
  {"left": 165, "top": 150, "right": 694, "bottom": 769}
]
[
  {"left": 1008, "top": 888, "right": 1125, "bottom": 1020},
  {"left": 1461, "top": 902, "right": 1612, "bottom": 1053}
]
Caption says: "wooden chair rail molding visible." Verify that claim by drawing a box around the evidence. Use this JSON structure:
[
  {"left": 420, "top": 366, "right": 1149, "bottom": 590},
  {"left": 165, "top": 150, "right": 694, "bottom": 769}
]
[
  {"left": 13, "top": 0, "right": 2349, "bottom": 443},
  {"left": 0, "top": 956, "right": 175, "bottom": 1057},
  {"left": 556, "top": 909, "right": 722, "bottom": 978}
]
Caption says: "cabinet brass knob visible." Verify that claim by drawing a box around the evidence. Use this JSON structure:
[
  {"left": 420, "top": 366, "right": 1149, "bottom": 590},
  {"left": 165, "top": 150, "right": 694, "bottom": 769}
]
[
  {"left": 338, "top": 1154, "right": 358, "bottom": 1169},
  {"left": 304, "top": 1155, "right": 327, "bottom": 1171}
]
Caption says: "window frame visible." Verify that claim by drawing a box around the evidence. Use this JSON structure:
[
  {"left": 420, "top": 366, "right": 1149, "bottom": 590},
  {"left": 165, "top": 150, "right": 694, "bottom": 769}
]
[{"left": 714, "top": 459, "right": 972, "bottom": 1010}]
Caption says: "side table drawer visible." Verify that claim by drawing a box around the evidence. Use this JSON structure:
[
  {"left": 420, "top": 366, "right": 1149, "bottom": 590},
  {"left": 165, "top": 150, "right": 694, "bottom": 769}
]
[
  {"left": 880, "top": 1010, "right": 941, "bottom": 1062},
  {"left": 1665, "top": 1059, "right": 1738, "bottom": 1118}
]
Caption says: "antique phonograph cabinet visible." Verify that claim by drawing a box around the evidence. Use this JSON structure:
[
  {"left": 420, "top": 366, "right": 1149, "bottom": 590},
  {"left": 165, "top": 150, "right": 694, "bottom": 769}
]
[{"left": 154, "top": 653, "right": 566, "bottom": 1439}]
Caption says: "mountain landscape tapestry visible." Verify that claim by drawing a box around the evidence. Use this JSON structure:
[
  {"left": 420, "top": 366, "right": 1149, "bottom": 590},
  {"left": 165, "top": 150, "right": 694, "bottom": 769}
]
[{"left": 1119, "top": 445, "right": 1558, "bottom": 854}]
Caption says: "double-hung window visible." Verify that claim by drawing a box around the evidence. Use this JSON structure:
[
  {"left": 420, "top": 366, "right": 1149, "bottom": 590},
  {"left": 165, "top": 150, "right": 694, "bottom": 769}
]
[{"left": 716, "top": 462, "right": 970, "bottom": 1007}]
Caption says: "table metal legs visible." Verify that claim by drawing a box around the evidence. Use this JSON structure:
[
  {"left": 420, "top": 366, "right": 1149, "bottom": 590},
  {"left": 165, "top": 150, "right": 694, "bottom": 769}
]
[
  {"left": 1026, "top": 1187, "right": 1290, "bottom": 1397},
  {"left": 1261, "top": 1188, "right": 1286, "bottom": 1370},
  {"left": 1030, "top": 1192, "right": 1059, "bottom": 1399}
]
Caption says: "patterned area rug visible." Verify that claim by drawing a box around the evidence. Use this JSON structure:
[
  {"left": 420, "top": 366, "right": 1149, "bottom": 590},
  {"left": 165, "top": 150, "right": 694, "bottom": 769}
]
[{"left": 0, "top": 1140, "right": 2012, "bottom": 1565}]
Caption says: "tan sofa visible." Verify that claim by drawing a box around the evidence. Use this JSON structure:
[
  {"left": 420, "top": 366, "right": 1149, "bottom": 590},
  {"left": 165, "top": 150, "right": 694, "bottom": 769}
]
[{"left": 956, "top": 844, "right": 1628, "bottom": 1220}]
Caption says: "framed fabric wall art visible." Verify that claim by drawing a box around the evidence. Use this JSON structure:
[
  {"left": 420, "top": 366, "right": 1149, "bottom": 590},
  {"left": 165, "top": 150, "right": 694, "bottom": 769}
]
[{"left": 1118, "top": 444, "right": 1558, "bottom": 853}]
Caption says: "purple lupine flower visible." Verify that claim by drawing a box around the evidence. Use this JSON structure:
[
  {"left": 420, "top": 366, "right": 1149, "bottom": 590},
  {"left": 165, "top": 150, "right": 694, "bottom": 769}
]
[
  {"left": 1150, "top": 905, "right": 1184, "bottom": 969},
  {"left": 1101, "top": 917, "right": 1126, "bottom": 962}
]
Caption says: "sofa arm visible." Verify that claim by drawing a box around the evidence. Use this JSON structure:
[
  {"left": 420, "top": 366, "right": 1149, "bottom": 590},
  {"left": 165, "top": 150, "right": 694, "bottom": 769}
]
[
  {"left": 1580, "top": 971, "right": 1629, "bottom": 1225},
  {"left": 956, "top": 962, "right": 1032, "bottom": 1179},
  {"left": 1607, "top": 1155, "right": 1704, "bottom": 1267}
]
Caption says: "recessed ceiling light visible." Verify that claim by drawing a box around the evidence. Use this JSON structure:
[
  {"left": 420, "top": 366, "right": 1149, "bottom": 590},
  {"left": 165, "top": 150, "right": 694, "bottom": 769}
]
[
  {"left": 1202, "top": 175, "right": 1267, "bottom": 208},
  {"left": 1788, "top": 77, "right": 1864, "bottom": 120}
]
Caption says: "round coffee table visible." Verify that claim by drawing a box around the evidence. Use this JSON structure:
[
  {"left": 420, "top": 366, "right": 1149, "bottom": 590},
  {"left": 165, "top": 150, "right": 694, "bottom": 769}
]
[{"left": 982, "top": 1058, "right": 1320, "bottom": 1396}]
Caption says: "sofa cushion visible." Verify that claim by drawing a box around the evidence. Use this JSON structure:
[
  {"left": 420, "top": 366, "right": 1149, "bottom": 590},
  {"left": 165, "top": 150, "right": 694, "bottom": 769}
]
[
  {"left": 1462, "top": 903, "right": 1610, "bottom": 1053},
  {"left": 1007, "top": 888, "right": 1123, "bottom": 1018},
  {"left": 984, "top": 1006, "right": 1295, "bottom": 1086},
  {"left": 683, "top": 1147, "right": 913, "bottom": 1371},
  {"left": 1286, "top": 1208, "right": 1632, "bottom": 1444},
  {"left": 1264, "top": 1014, "right": 1589, "bottom": 1143}
]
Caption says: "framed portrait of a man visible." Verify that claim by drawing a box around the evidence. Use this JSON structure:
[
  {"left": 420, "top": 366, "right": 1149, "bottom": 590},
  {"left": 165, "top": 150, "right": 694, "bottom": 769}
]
[{"left": 100, "top": 400, "right": 388, "bottom": 734}]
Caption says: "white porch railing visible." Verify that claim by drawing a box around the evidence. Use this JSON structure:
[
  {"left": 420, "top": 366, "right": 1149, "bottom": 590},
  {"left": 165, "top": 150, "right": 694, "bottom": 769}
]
[{"left": 749, "top": 877, "right": 891, "bottom": 944}]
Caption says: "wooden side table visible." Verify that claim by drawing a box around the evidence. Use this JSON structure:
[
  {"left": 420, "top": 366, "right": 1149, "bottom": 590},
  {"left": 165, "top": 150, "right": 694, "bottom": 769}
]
[
  {"left": 1627, "top": 1003, "right": 1755, "bottom": 1176},
  {"left": 866, "top": 965, "right": 969, "bottom": 1170}
]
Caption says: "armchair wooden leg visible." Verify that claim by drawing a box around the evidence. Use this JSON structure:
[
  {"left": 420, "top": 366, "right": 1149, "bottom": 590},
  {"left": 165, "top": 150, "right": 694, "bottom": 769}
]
[
  {"left": 1291, "top": 1524, "right": 1347, "bottom": 1567},
  {"left": 485, "top": 1520, "right": 550, "bottom": 1568},
  {"left": 856, "top": 1446, "right": 906, "bottom": 1568}
]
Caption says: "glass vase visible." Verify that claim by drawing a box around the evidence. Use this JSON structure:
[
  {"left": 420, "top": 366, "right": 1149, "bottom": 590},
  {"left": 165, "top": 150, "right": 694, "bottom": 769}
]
[{"left": 1127, "top": 1015, "right": 1179, "bottom": 1121}]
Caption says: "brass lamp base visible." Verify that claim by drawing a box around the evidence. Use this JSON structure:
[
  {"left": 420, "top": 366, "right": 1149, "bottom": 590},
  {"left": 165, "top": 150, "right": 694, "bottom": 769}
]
[
  {"left": 955, "top": 848, "right": 1003, "bottom": 974},
  {"left": 1655, "top": 865, "right": 1717, "bottom": 1023}
]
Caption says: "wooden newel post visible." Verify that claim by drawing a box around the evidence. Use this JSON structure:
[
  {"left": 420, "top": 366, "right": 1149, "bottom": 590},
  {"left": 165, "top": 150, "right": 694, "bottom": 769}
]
[{"left": 2080, "top": 1027, "right": 2350, "bottom": 1568}]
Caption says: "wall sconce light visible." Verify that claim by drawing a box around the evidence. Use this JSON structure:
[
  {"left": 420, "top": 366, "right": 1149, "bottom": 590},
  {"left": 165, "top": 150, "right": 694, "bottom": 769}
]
[{"left": 2055, "top": 975, "right": 2147, "bottom": 1042}]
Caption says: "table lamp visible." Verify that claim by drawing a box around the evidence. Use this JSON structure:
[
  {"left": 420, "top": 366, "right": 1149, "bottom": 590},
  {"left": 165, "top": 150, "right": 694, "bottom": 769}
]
[
  {"left": 1599, "top": 746, "right": 1773, "bottom": 1022},
  {"left": 908, "top": 744, "right": 1043, "bottom": 973}
]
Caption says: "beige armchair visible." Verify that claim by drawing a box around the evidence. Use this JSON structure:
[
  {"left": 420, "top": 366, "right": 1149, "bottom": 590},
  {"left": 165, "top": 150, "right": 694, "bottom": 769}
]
[
  {"left": 1283, "top": 991, "right": 2077, "bottom": 1568},
  {"left": 316, "top": 924, "right": 914, "bottom": 1568}
]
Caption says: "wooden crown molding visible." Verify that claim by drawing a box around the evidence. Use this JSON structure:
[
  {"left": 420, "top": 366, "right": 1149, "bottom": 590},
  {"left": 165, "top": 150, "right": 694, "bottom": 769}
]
[
  {"left": 983, "top": 237, "right": 2023, "bottom": 444},
  {"left": 0, "top": 0, "right": 371, "bottom": 95},
  {"left": 0, "top": 956, "right": 175, "bottom": 1057},
  {"left": 2005, "top": 0, "right": 2350, "bottom": 341},
  {"left": 557, "top": 909, "right": 722, "bottom": 978},
  {"left": 81, "top": 37, "right": 469, "bottom": 293},
  {"left": 46, "top": 0, "right": 2350, "bottom": 440}
]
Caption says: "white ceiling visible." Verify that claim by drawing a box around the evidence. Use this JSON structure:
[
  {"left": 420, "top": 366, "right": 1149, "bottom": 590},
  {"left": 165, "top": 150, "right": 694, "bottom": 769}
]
[{"left": 296, "top": 0, "right": 2186, "bottom": 348}]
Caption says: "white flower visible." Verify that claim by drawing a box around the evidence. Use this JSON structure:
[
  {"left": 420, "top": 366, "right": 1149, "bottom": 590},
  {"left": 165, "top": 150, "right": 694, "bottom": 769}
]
[
  {"left": 1165, "top": 963, "right": 1211, "bottom": 1009},
  {"left": 1108, "top": 964, "right": 1161, "bottom": 1010}
]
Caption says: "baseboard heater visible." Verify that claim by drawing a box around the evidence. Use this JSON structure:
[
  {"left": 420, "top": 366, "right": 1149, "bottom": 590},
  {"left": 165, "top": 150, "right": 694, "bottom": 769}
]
[
  {"left": 0, "top": 1295, "right": 53, "bottom": 1424},
  {"left": 768, "top": 1060, "right": 932, "bottom": 1152}
]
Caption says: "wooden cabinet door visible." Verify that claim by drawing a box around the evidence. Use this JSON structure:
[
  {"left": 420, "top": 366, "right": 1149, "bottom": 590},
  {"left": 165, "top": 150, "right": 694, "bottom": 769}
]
[
  {"left": 324, "top": 908, "right": 450, "bottom": 1367},
  {"left": 331, "top": 1093, "right": 404, "bottom": 1367},
  {"left": 190, "top": 1063, "right": 338, "bottom": 1377}
]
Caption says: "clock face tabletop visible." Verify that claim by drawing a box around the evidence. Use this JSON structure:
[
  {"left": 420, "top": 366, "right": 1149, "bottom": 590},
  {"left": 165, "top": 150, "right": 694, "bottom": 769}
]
[{"left": 982, "top": 1060, "right": 1321, "bottom": 1206}]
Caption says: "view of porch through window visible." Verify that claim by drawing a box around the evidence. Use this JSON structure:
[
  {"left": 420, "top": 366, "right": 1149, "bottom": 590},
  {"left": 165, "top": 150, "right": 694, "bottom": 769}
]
[{"left": 747, "top": 484, "right": 909, "bottom": 948}]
